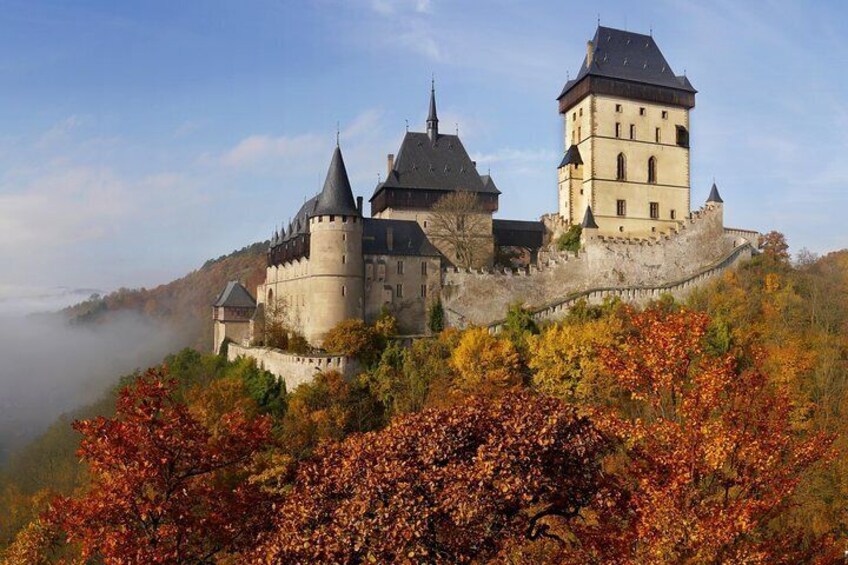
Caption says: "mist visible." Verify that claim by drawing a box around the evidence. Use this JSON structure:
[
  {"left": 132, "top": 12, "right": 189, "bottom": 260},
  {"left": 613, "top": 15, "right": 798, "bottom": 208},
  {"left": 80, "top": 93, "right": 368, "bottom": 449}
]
[{"left": 0, "top": 312, "right": 187, "bottom": 461}]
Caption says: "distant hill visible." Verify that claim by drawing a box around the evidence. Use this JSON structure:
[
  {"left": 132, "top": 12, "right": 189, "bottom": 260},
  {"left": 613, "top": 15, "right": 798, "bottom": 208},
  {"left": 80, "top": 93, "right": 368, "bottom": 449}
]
[{"left": 63, "top": 241, "right": 268, "bottom": 351}]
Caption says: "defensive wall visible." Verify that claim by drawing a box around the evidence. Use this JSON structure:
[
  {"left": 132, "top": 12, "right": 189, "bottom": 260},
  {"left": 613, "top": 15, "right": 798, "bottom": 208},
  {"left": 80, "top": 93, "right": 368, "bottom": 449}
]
[
  {"left": 227, "top": 343, "right": 359, "bottom": 392},
  {"left": 441, "top": 204, "right": 755, "bottom": 327}
]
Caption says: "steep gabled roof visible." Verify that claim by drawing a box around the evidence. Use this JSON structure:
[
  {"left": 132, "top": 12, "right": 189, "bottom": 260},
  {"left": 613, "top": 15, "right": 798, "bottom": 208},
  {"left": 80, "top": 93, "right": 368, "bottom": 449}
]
[
  {"left": 581, "top": 205, "right": 599, "bottom": 229},
  {"left": 559, "top": 145, "right": 583, "bottom": 168},
  {"left": 314, "top": 146, "right": 359, "bottom": 216},
  {"left": 362, "top": 218, "right": 441, "bottom": 257},
  {"left": 558, "top": 26, "right": 696, "bottom": 101},
  {"left": 370, "top": 132, "right": 499, "bottom": 200},
  {"left": 214, "top": 281, "right": 256, "bottom": 308},
  {"left": 480, "top": 174, "right": 500, "bottom": 194},
  {"left": 707, "top": 182, "right": 724, "bottom": 203}
]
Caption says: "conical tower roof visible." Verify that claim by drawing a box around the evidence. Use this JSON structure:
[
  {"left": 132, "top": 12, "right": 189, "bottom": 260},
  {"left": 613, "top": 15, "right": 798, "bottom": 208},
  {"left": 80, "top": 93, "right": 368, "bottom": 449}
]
[
  {"left": 580, "top": 205, "right": 599, "bottom": 229},
  {"left": 314, "top": 145, "right": 359, "bottom": 216},
  {"left": 706, "top": 182, "right": 723, "bottom": 203}
]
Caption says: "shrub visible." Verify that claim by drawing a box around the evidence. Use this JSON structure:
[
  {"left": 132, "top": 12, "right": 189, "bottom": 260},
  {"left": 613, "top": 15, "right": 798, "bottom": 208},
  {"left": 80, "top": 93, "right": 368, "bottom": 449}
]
[{"left": 556, "top": 224, "right": 582, "bottom": 253}]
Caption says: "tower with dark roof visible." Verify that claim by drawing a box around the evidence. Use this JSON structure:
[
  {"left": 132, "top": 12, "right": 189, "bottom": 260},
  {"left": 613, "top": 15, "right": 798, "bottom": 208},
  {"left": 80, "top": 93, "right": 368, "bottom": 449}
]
[
  {"left": 369, "top": 83, "right": 500, "bottom": 267},
  {"left": 304, "top": 144, "right": 364, "bottom": 344},
  {"left": 557, "top": 26, "right": 696, "bottom": 237}
]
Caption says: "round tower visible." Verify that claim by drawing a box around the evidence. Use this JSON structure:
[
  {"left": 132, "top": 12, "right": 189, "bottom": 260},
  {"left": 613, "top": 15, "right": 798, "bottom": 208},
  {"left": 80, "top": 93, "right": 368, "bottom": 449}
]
[{"left": 306, "top": 145, "right": 364, "bottom": 346}]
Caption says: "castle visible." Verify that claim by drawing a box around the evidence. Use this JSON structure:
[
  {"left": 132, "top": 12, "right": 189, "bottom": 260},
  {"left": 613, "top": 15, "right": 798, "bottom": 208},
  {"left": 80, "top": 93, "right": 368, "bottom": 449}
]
[{"left": 213, "top": 26, "right": 759, "bottom": 357}]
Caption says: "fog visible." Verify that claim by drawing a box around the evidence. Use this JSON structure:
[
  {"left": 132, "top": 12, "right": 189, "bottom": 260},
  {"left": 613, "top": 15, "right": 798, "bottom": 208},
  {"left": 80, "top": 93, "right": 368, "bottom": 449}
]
[{"left": 0, "top": 312, "right": 187, "bottom": 461}]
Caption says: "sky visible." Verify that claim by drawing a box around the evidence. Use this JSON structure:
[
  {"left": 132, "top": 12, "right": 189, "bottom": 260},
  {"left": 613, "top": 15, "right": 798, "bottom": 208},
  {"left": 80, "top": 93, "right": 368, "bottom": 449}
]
[{"left": 1, "top": 0, "right": 847, "bottom": 312}]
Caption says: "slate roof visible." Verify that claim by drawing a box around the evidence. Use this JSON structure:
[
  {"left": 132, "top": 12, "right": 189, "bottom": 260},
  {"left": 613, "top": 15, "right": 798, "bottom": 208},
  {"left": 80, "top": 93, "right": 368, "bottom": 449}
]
[
  {"left": 362, "top": 218, "right": 441, "bottom": 257},
  {"left": 480, "top": 174, "right": 499, "bottom": 194},
  {"left": 707, "top": 182, "right": 724, "bottom": 203},
  {"left": 315, "top": 146, "right": 359, "bottom": 216},
  {"left": 581, "top": 206, "right": 599, "bottom": 229},
  {"left": 214, "top": 281, "right": 257, "bottom": 308},
  {"left": 558, "top": 26, "right": 696, "bottom": 101},
  {"left": 493, "top": 219, "right": 545, "bottom": 249},
  {"left": 370, "top": 132, "right": 500, "bottom": 200},
  {"left": 558, "top": 145, "right": 583, "bottom": 168}
]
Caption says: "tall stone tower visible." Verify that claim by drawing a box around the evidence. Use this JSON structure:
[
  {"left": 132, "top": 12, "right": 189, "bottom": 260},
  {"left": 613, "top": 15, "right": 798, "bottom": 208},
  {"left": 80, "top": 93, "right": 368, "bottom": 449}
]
[
  {"left": 306, "top": 144, "right": 364, "bottom": 345},
  {"left": 557, "top": 26, "right": 696, "bottom": 237}
]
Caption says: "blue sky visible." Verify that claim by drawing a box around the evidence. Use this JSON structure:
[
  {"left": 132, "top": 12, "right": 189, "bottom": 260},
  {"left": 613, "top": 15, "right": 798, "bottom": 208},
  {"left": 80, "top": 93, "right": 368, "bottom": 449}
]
[{"left": 1, "top": 0, "right": 846, "bottom": 310}]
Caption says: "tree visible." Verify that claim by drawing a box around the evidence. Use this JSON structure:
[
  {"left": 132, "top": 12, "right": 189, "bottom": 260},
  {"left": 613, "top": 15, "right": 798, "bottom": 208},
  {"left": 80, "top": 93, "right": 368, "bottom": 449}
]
[
  {"left": 322, "top": 319, "right": 383, "bottom": 366},
  {"left": 427, "top": 299, "right": 445, "bottom": 333},
  {"left": 48, "top": 369, "right": 276, "bottom": 564},
  {"left": 567, "top": 306, "right": 836, "bottom": 563},
  {"left": 556, "top": 224, "right": 582, "bottom": 253},
  {"left": 428, "top": 191, "right": 491, "bottom": 268},
  {"left": 451, "top": 327, "right": 523, "bottom": 394},
  {"left": 252, "top": 392, "right": 609, "bottom": 564},
  {"left": 760, "top": 230, "right": 791, "bottom": 264}
]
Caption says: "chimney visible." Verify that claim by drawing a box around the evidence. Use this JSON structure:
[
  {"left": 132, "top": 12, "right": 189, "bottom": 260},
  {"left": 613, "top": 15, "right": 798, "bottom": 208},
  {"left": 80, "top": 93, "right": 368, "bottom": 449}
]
[
  {"left": 356, "top": 196, "right": 363, "bottom": 215},
  {"left": 386, "top": 227, "right": 394, "bottom": 251},
  {"left": 586, "top": 40, "right": 594, "bottom": 67},
  {"left": 386, "top": 153, "right": 394, "bottom": 176}
]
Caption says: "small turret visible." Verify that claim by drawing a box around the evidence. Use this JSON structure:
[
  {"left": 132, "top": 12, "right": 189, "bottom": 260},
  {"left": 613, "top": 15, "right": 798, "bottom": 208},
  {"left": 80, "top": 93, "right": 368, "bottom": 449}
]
[
  {"left": 426, "top": 79, "right": 439, "bottom": 143},
  {"left": 314, "top": 145, "right": 359, "bottom": 217},
  {"left": 580, "top": 205, "right": 599, "bottom": 244},
  {"left": 706, "top": 182, "right": 723, "bottom": 204}
]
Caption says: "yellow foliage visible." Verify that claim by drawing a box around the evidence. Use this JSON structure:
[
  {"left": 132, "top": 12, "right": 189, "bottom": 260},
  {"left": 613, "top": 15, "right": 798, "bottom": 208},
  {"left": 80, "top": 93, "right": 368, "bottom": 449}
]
[{"left": 450, "top": 328, "right": 522, "bottom": 393}]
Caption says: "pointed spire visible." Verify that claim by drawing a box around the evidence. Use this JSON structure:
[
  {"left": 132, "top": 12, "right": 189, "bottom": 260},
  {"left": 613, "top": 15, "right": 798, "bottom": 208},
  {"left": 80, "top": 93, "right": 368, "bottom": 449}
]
[
  {"left": 427, "top": 77, "right": 439, "bottom": 142},
  {"left": 707, "top": 182, "right": 724, "bottom": 204},
  {"left": 581, "top": 205, "right": 599, "bottom": 229},
  {"left": 314, "top": 145, "right": 359, "bottom": 216}
]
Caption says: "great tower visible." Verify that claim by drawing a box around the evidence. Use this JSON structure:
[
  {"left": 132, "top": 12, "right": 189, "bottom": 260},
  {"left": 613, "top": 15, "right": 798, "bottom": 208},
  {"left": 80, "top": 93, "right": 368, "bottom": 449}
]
[{"left": 557, "top": 26, "right": 696, "bottom": 237}]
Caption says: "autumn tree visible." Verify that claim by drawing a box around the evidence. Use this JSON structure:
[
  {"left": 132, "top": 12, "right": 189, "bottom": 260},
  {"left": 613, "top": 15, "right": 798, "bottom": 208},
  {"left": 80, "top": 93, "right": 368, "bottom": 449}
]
[
  {"left": 566, "top": 306, "right": 836, "bottom": 563},
  {"left": 48, "top": 368, "right": 276, "bottom": 564},
  {"left": 322, "top": 318, "right": 385, "bottom": 366},
  {"left": 760, "top": 230, "right": 791, "bottom": 264},
  {"left": 428, "top": 191, "right": 492, "bottom": 268},
  {"left": 252, "top": 391, "right": 609, "bottom": 564},
  {"left": 451, "top": 327, "right": 522, "bottom": 394}
]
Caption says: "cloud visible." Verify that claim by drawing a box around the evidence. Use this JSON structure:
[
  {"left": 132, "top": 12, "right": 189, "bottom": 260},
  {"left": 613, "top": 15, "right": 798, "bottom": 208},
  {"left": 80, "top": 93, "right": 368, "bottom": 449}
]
[
  {"left": 36, "top": 115, "right": 85, "bottom": 148},
  {"left": 221, "top": 132, "right": 325, "bottom": 169}
]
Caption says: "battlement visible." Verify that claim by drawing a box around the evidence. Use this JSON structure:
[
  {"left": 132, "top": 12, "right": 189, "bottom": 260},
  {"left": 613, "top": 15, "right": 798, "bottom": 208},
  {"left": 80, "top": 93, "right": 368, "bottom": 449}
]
[{"left": 227, "top": 343, "right": 359, "bottom": 392}]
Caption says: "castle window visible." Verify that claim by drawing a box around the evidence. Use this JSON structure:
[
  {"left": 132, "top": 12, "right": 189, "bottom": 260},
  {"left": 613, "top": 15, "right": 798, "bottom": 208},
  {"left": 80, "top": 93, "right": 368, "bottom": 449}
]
[
  {"left": 342, "top": 215, "right": 348, "bottom": 223},
  {"left": 342, "top": 233, "right": 346, "bottom": 241},
  {"left": 616, "top": 153, "right": 627, "bottom": 181},
  {"left": 342, "top": 285, "right": 346, "bottom": 297},
  {"left": 615, "top": 122, "right": 621, "bottom": 138},
  {"left": 648, "top": 156, "right": 657, "bottom": 184},
  {"left": 639, "top": 107, "right": 646, "bottom": 116},
  {"left": 579, "top": 107, "right": 583, "bottom": 116},
  {"left": 662, "top": 110, "right": 668, "bottom": 119},
  {"left": 572, "top": 112, "right": 576, "bottom": 121},
  {"left": 366, "top": 263, "right": 373, "bottom": 280},
  {"left": 670, "top": 209, "right": 677, "bottom": 220},
  {"left": 318, "top": 216, "right": 323, "bottom": 222},
  {"left": 655, "top": 127, "right": 661, "bottom": 143},
  {"left": 578, "top": 126, "right": 582, "bottom": 140},
  {"left": 650, "top": 202, "right": 660, "bottom": 219},
  {"left": 629, "top": 124, "right": 635, "bottom": 139},
  {"left": 616, "top": 199, "right": 626, "bottom": 217},
  {"left": 397, "top": 261, "right": 404, "bottom": 275},
  {"left": 676, "top": 125, "right": 689, "bottom": 148},
  {"left": 421, "top": 261, "right": 427, "bottom": 276},
  {"left": 267, "top": 288, "right": 274, "bottom": 304},
  {"left": 330, "top": 215, "right": 335, "bottom": 222},
  {"left": 396, "top": 284, "right": 403, "bottom": 298},
  {"left": 615, "top": 104, "right": 622, "bottom": 112},
  {"left": 342, "top": 254, "right": 346, "bottom": 264},
  {"left": 423, "top": 220, "right": 428, "bottom": 228},
  {"left": 420, "top": 284, "right": 427, "bottom": 298}
]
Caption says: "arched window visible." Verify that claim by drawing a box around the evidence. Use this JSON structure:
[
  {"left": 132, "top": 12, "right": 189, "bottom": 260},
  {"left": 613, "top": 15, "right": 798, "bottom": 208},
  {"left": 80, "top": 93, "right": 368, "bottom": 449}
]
[
  {"left": 616, "top": 153, "right": 626, "bottom": 181},
  {"left": 648, "top": 156, "right": 657, "bottom": 184},
  {"left": 267, "top": 288, "right": 274, "bottom": 305}
]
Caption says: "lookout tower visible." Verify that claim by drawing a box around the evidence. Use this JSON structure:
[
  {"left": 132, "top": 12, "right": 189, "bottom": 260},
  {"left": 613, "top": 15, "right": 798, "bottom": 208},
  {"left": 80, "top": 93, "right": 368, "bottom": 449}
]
[{"left": 557, "top": 26, "right": 696, "bottom": 237}]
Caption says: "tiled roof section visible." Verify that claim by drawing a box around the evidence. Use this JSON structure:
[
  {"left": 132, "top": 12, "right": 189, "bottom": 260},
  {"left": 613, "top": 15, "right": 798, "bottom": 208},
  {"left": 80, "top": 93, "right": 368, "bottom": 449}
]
[
  {"left": 480, "top": 174, "right": 500, "bottom": 194},
  {"left": 214, "top": 281, "right": 257, "bottom": 308},
  {"left": 362, "top": 218, "right": 441, "bottom": 257},
  {"left": 277, "top": 195, "right": 318, "bottom": 244},
  {"left": 558, "top": 145, "right": 583, "bottom": 168},
  {"left": 315, "top": 146, "right": 359, "bottom": 216},
  {"left": 493, "top": 219, "right": 545, "bottom": 250},
  {"left": 370, "top": 132, "right": 499, "bottom": 200},
  {"left": 558, "top": 26, "right": 696, "bottom": 100},
  {"left": 707, "top": 182, "right": 724, "bottom": 203},
  {"left": 581, "top": 205, "right": 599, "bottom": 229}
]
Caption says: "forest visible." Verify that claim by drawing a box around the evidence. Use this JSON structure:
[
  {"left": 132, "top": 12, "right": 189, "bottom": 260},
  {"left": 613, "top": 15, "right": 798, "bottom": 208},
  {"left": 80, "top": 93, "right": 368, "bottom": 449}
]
[{"left": 1, "top": 234, "right": 847, "bottom": 564}]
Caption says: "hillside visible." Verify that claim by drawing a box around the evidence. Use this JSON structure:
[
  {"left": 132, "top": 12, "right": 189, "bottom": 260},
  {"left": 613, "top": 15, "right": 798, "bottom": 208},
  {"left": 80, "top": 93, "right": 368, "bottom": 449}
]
[{"left": 63, "top": 241, "right": 268, "bottom": 351}]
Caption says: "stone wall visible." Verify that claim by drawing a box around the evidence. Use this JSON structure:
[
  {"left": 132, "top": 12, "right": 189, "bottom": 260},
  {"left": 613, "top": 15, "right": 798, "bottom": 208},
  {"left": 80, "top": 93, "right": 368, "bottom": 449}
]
[
  {"left": 364, "top": 254, "right": 442, "bottom": 334},
  {"left": 227, "top": 344, "right": 360, "bottom": 392},
  {"left": 442, "top": 203, "right": 737, "bottom": 327}
]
